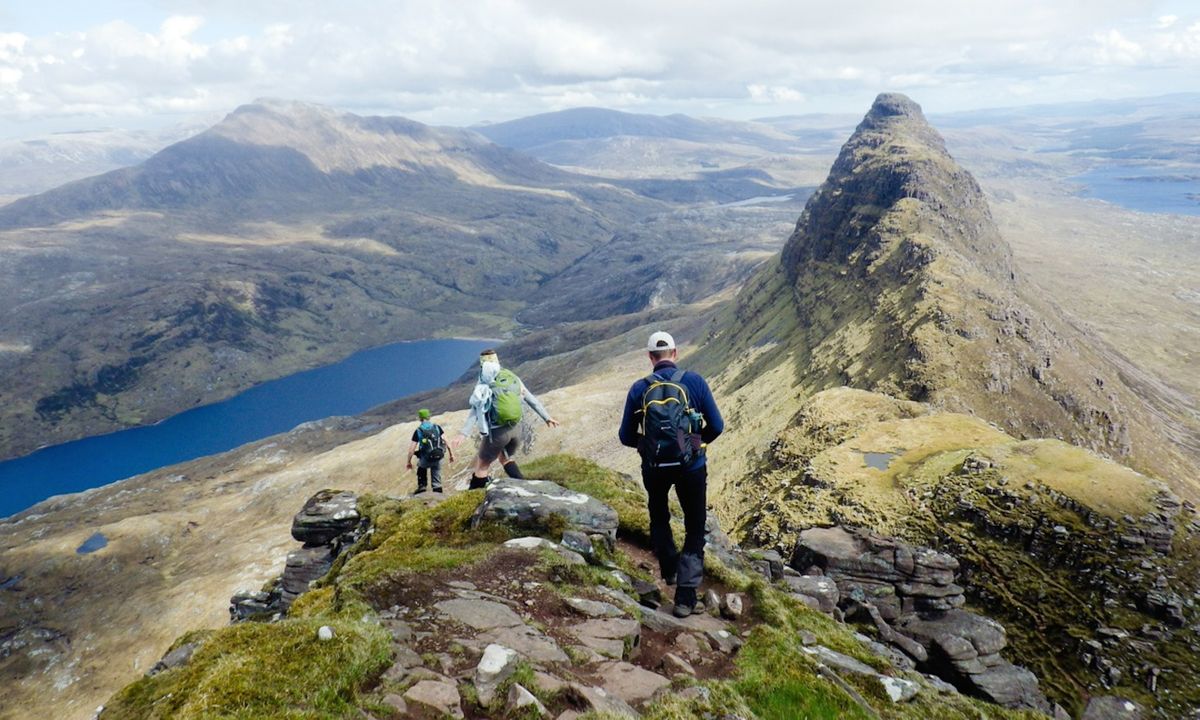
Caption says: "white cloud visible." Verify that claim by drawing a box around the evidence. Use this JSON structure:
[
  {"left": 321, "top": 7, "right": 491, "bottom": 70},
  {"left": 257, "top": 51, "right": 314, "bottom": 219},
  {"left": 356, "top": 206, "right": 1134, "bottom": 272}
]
[{"left": 0, "top": 0, "right": 1197, "bottom": 133}]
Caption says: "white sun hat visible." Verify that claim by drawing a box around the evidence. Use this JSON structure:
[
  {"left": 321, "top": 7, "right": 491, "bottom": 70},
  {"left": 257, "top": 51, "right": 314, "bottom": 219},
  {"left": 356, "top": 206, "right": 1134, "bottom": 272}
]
[{"left": 646, "top": 331, "right": 676, "bottom": 352}]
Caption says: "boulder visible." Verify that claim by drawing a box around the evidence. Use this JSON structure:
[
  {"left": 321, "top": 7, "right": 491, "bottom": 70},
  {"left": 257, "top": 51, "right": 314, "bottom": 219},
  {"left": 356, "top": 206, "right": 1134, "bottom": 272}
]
[
  {"left": 595, "top": 661, "right": 671, "bottom": 706},
  {"left": 476, "top": 625, "right": 570, "bottom": 665},
  {"left": 472, "top": 478, "right": 619, "bottom": 540},
  {"left": 561, "top": 530, "right": 595, "bottom": 559},
  {"left": 147, "top": 642, "right": 200, "bottom": 677},
  {"left": 291, "top": 489, "right": 361, "bottom": 545},
  {"left": 404, "top": 679, "right": 463, "bottom": 719},
  {"left": 792, "top": 526, "right": 963, "bottom": 620},
  {"left": 878, "top": 676, "right": 920, "bottom": 703},
  {"left": 564, "top": 683, "right": 637, "bottom": 718},
  {"left": 507, "top": 684, "right": 547, "bottom": 717},
  {"left": 435, "top": 598, "right": 524, "bottom": 631},
  {"left": 280, "top": 545, "right": 335, "bottom": 605},
  {"left": 632, "top": 579, "right": 661, "bottom": 608},
  {"left": 783, "top": 575, "right": 840, "bottom": 613},
  {"left": 403, "top": 681, "right": 458, "bottom": 720},
  {"left": 229, "top": 589, "right": 281, "bottom": 623},
  {"left": 475, "top": 644, "right": 520, "bottom": 706},
  {"left": 1081, "top": 696, "right": 1144, "bottom": 719},
  {"left": 568, "top": 618, "right": 640, "bottom": 661}
]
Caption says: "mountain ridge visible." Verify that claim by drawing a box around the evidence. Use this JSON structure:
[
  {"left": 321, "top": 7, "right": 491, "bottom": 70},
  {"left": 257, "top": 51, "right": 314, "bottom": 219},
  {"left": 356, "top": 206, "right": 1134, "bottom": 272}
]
[{"left": 698, "top": 92, "right": 1199, "bottom": 498}]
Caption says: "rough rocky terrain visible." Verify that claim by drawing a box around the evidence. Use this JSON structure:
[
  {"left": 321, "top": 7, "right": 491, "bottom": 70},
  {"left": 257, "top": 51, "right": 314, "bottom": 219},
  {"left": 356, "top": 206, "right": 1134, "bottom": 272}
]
[
  {"left": 99, "top": 461, "right": 1055, "bottom": 720},
  {"left": 724, "top": 386, "right": 1200, "bottom": 716}
]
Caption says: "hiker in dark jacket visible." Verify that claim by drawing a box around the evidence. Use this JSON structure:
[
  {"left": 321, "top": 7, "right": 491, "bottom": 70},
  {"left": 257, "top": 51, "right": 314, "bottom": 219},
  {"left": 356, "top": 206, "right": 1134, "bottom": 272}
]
[
  {"left": 618, "top": 331, "right": 723, "bottom": 617},
  {"left": 405, "top": 408, "right": 454, "bottom": 494}
]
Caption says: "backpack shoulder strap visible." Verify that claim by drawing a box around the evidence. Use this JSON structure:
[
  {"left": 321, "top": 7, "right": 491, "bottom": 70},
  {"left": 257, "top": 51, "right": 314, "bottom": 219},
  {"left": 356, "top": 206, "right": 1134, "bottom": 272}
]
[{"left": 669, "top": 368, "right": 686, "bottom": 383}]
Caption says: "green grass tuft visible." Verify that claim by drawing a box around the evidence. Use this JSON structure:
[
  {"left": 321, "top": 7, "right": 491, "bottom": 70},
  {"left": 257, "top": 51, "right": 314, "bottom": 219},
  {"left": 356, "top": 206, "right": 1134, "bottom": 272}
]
[{"left": 102, "top": 619, "right": 391, "bottom": 720}]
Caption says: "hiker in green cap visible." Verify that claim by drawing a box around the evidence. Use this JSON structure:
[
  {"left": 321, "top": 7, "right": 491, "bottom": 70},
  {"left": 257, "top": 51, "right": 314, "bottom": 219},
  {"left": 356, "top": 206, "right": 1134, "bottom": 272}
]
[{"left": 405, "top": 409, "right": 454, "bottom": 494}]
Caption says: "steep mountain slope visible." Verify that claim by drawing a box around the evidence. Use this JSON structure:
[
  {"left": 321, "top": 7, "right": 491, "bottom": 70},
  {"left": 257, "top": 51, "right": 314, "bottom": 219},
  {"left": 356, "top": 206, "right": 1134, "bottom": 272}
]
[
  {"left": 726, "top": 386, "right": 1200, "bottom": 715},
  {"left": 697, "top": 93, "right": 1199, "bottom": 499},
  {"left": 0, "top": 100, "right": 666, "bottom": 461}
]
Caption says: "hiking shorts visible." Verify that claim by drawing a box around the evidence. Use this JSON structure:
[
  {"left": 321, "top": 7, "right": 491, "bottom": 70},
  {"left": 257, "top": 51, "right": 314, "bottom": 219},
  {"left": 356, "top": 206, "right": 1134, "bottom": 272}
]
[{"left": 478, "top": 423, "right": 520, "bottom": 463}]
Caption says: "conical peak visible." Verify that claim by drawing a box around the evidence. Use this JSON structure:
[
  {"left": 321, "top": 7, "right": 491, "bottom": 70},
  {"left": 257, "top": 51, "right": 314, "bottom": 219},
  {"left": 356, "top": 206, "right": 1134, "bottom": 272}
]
[
  {"left": 781, "top": 93, "right": 1013, "bottom": 281},
  {"left": 864, "top": 93, "right": 925, "bottom": 123}
]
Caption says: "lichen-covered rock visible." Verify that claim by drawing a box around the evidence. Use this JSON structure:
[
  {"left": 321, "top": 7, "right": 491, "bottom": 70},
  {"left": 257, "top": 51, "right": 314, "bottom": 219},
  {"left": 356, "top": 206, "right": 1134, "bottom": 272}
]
[
  {"left": 291, "top": 489, "right": 361, "bottom": 545},
  {"left": 472, "top": 478, "right": 618, "bottom": 539},
  {"left": 896, "top": 610, "right": 1050, "bottom": 713},
  {"left": 783, "top": 575, "right": 840, "bottom": 613}
]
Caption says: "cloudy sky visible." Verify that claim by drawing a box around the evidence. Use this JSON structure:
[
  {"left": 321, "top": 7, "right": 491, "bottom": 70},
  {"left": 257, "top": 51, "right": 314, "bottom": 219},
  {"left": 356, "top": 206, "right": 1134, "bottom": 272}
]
[{"left": 1, "top": 0, "right": 1198, "bottom": 136}]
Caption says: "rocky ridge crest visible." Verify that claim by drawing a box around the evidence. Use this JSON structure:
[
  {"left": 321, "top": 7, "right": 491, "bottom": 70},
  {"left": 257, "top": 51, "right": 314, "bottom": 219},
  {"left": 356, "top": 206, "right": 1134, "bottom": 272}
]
[
  {"left": 699, "top": 93, "right": 1198, "bottom": 495},
  {"left": 99, "top": 458, "right": 1063, "bottom": 720}
]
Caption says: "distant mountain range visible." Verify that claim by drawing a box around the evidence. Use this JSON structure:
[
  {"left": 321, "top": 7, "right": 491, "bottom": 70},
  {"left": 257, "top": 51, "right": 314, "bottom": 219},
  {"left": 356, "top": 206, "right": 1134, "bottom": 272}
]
[
  {"left": 0, "top": 124, "right": 205, "bottom": 199},
  {"left": 0, "top": 100, "right": 806, "bottom": 461}
]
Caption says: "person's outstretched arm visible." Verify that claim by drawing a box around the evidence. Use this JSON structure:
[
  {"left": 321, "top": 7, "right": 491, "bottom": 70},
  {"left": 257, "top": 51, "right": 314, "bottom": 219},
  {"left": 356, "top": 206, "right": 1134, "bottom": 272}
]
[{"left": 519, "top": 380, "right": 558, "bottom": 426}]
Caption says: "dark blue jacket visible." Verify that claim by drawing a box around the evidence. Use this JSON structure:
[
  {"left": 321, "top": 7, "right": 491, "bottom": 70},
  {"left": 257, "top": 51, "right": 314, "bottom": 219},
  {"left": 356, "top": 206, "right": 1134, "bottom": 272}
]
[{"left": 619, "top": 360, "right": 724, "bottom": 470}]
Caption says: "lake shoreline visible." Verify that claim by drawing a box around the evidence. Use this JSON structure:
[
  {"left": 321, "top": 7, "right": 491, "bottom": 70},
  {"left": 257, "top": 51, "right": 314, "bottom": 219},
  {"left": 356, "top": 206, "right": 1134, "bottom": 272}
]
[{"left": 0, "top": 338, "right": 491, "bottom": 520}]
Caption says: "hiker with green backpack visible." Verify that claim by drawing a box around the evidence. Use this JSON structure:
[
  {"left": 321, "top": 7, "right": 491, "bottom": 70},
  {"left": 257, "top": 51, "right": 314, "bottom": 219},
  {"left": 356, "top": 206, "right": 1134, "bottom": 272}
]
[
  {"left": 451, "top": 349, "right": 559, "bottom": 489},
  {"left": 405, "top": 408, "right": 455, "bottom": 494}
]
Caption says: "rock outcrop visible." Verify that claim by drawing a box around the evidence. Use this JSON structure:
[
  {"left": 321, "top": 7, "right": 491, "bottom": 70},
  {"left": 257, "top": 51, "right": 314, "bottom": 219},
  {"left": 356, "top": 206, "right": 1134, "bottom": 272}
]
[
  {"left": 786, "top": 524, "right": 1051, "bottom": 713},
  {"left": 230, "top": 488, "right": 367, "bottom": 621},
  {"left": 472, "top": 477, "right": 620, "bottom": 540}
]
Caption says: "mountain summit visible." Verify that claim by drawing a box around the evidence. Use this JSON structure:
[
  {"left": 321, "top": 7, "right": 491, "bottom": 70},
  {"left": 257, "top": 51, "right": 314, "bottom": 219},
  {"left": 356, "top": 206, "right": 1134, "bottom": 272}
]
[
  {"left": 781, "top": 93, "right": 1013, "bottom": 282},
  {"left": 702, "top": 93, "right": 1197, "bottom": 493}
]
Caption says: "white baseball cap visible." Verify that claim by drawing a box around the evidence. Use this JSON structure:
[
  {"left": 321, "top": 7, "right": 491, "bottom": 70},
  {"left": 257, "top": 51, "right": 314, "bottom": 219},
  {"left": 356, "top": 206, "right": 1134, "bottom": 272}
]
[{"left": 646, "top": 331, "right": 676, "bottom": 352}]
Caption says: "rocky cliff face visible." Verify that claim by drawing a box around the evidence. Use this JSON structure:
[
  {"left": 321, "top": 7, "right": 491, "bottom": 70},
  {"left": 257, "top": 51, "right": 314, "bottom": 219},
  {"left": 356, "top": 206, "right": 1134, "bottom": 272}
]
[
  {"left": 698, "top": 93, "right": 1198, "bottom": 498},
  {"left": 726, "top": 386, "right": 1200, "bottom": 716}
]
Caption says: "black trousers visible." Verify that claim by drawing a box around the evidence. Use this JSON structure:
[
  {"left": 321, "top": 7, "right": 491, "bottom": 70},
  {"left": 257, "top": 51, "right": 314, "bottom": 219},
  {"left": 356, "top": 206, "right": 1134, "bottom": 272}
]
[{"left": 642, "top": 463, "right": 707, "bottom": 589}]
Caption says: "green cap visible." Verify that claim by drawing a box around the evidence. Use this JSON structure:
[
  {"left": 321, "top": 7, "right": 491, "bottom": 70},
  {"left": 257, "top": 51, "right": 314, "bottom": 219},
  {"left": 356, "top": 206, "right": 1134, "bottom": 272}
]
[{"left": 418, "top": 408, "right": 431, "bottom": 420}]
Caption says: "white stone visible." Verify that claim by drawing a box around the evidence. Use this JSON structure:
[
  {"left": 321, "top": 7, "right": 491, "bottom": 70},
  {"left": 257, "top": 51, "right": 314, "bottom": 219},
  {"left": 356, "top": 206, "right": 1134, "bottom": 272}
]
[
  {"left": 505, "top": 536, "right": 558, "bottom": 550},
  {"left": 879, "top": 676, "right": 919, "bottom": 702},
  {"left": 317, "top": 626, "right": 334, "bottom": 641},
  {"left": 475, "top": 644, "right": 520, "bottom": 706},
  {"left": 507, "top": 683, "right": 547, "bottom": 716}
]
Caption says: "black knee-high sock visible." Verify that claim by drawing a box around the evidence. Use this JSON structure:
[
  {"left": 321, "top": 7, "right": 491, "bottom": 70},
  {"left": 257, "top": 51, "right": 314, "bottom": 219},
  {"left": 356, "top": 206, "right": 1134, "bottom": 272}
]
[
  {"left": 503, "top": 461, "right": 524, "bottom": 479},
  {"left": 469, "top": 474, "right": 489, "bottom": 490}
]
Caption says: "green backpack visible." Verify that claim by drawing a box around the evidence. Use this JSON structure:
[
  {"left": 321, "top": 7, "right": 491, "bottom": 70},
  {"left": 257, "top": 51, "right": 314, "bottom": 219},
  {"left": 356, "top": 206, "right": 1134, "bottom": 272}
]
[{"left": 489, "top": 369, "right": 524, "bottom": 427}]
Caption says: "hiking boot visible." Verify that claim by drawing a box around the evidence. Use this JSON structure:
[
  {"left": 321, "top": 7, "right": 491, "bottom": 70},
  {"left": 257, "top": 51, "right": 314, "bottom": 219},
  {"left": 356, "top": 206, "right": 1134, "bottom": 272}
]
[
  {"left": 672, "top": 587, "right": 697, "bottom": 618},
  {"left": 433, "top": 488, "right": 444, "bottom": 493},
  {"left": 414, "top": 487, "right": 427, "bottom": 494}
]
